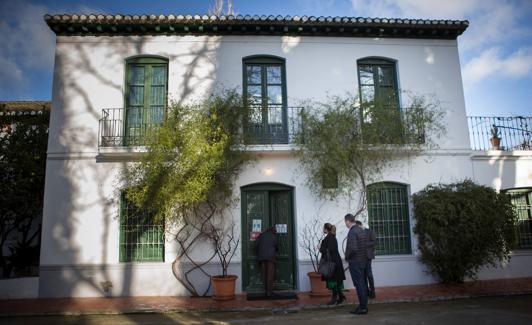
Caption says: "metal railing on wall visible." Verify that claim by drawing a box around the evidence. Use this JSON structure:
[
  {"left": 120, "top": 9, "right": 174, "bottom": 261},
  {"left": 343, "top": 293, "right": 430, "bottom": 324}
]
[
  {"left": 98, "top": 106, "right": 305, "bottom": 147},
  {"left": 468, "top": 116, "right": 532, "bottom": 151},
  {"left": 98, "top": 105, "right": 429, "bottom": 148},
  {"left": 98, "top": 107, "right": 164, "bottom": 147},
  {"left": 242, "top": 105, "right": 303, "bottom": 145}
]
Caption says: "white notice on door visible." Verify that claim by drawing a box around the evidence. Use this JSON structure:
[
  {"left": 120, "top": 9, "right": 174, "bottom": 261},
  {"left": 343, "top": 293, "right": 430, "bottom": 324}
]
[
  {"left": 252, "top": 219, "right": 262, "bottom": 232},
  {"left": 276, "top": 224, "right": 287, "bottom": 233}
]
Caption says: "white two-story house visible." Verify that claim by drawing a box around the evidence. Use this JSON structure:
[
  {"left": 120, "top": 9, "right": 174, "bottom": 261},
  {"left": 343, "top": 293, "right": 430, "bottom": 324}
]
[{"left": 37, "top": 13, "right": 532, "bottom": 298}]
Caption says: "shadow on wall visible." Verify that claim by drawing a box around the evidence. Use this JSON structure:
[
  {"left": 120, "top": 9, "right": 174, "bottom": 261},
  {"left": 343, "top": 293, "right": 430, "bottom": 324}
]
[{"left": 40, "top": 34, "right": 226, "bottom": 305}]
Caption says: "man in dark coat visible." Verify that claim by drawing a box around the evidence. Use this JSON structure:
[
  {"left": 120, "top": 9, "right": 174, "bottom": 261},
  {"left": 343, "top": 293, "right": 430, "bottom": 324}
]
[
  {"left": 356, "top": 220, "right": 377, "bottom": 299},
  {"left": 345, "top": 214, "right": 369, "bottom": 315},
  {"left": 256, "top": 227, "right": 278, "bottom": 297}
]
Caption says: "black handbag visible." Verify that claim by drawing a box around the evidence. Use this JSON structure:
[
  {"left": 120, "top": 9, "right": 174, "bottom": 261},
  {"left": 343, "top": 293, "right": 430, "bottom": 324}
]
[{"left": 318, "top": 250, "right": 336, "bottom": 278}]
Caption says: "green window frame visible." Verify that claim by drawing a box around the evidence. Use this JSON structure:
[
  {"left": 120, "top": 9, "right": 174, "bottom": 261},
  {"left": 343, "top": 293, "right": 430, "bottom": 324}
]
[
  {"left": 124, "top": 56, "right": 168, "bottom": 145},
  {"left": 357, "top": 57, "right": 400, "bottom": 108},
  {"left": 367, "top": 182, "right": 412, "bottom": 255},
  {"left": 242, "top": 55, "right": 288, "bottom": 144},
  {"left": 119, "top": 193, "right": 165, "bottom": 262},
  {"left": 505, "top": 188, "right": 532, "bottom": 249}
]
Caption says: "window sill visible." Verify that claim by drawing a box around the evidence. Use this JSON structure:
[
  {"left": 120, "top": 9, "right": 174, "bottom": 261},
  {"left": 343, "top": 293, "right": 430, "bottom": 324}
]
[
  {"left": 470, "top": 150, "right": 532, "bottom": 160},
  {"left": 374, "top": 254, "right": 417, "bottom": 262},
  {"left": 510, "top": 250, "right": 532, "bottom": 257},
  {"left": 97, "top": 146, "right": 149, "bottom": 161}
]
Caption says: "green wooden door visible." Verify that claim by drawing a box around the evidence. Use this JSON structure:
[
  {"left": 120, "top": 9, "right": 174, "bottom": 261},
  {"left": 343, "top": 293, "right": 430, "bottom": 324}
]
[
  {"left": 241, "top": 184, "right": 295, "bottom": 292},
  {"left": 270, "top": 190, "right": 295, "bottom": 290}
]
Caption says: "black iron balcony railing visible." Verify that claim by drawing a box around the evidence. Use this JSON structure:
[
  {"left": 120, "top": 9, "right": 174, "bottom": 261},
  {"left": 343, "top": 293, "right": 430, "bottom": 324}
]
[
  {"left": 98, "top": 105, "right": 428, "bottom": 148},
  {"left": 98, "top": 106, "right": 304, "bottom": 147},
  {"left": 99, "top": 107, "right": 165, "bottom": 147},
  {"left": 243, "top": 105, "right": 303, "bottom": 145},
  {"left": 468, "top": 116, "right": 532, "bottom": 151}
]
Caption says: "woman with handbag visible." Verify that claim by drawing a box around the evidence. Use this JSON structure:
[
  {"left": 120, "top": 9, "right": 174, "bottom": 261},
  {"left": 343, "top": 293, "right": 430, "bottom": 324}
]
[{"left": 319, "top": 223, "right": 346, "bottom": 305}]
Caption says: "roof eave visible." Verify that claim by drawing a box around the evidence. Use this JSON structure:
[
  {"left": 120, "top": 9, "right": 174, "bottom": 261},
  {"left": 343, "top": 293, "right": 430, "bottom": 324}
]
[{"left": 44, "top": 14, "right": 468, "bottom": 39}]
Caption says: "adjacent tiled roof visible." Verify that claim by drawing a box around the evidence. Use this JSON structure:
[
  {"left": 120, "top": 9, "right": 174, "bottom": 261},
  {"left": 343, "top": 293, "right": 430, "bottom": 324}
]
[
  {"left": 44, "top": 14, "right": 468, "bottom": 39},
  {"left": 0, "top": 101, "right": 51, "bottom": 117}
]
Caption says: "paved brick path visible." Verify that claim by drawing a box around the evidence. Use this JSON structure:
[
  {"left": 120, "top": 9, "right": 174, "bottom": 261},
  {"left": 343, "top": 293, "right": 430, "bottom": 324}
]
[{"left": 1, "top": 277, "right": 531, "bottom": 316}]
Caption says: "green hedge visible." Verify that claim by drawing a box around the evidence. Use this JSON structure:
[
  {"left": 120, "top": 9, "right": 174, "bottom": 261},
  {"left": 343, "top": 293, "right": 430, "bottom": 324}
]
[{"left": 412, "top": 180, "right": 517, "bottom": 283}]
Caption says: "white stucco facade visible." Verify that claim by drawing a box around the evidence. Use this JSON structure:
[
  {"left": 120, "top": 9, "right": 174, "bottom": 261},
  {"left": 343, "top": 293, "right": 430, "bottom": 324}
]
[{"left": 37, "top": 33, "right": 532, "bottom": 298}]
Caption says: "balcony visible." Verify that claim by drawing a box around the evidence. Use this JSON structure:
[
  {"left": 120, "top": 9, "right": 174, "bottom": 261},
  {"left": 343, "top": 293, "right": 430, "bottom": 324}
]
[
  {"left": 468, "top": 116, "right": 532, "bottom": 151},
  {"left": 98, "top": 106, "right": 304, "bottom": 148},
  {"left": 99, "top": 107, "right": 165, "bottom": 147},
  {"left": 243, "top": 105, "right": 303, "bottom": 145}
]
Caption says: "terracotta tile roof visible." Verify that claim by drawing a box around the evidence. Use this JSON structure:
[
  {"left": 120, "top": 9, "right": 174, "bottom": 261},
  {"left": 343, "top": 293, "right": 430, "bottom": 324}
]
[
  {"left": 44, "top": 14, "right": 468, "bottom": 39},
  {"left": 0, "top": 101, "right": 51, "bottom": 117}
]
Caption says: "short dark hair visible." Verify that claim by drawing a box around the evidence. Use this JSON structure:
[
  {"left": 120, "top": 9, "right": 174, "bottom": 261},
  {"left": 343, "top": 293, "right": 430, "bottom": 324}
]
[
  {"left": 355, "top": 220, "right": 362, "bottom": 226},
  {"left": 344, "top": 213, "right": 355, "bottom": 222}
]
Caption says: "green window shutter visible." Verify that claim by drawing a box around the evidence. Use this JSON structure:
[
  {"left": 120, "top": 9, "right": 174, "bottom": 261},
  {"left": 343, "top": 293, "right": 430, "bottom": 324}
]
[
  {"left": 119, "top": 193, "right": 165, "bottom": 262},
  {"left": 506, "top": 188, "right": 532, "bottom": 249},
  {"left": 242, "top": 56, "right": 288, "bottom": 144},
  {"left": 357, "top": 58, "right": 399, "bottom": 108},
  {"left": 367, "top": 182, "right": 412, "bottom": 255},
  {"left": 124, "top": 56, "right": 168, "bottom": 146}
]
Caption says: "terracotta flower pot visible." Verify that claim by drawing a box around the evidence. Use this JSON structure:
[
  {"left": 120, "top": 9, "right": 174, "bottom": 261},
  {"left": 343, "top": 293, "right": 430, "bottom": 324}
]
[
  {"left": 212, "top": 275, "right": 238, "bottom": 301},
  {"left": 490, "top": 137, "right": 501, "bottom": 150},
  {"left": 308, "top": 272, "right": 329, "bottom": 297}
]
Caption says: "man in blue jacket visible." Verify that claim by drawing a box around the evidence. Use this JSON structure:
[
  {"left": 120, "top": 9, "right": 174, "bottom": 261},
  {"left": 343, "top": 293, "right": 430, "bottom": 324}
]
[{"left": 344, "top": 214, "right": 369, "bottom": 314}]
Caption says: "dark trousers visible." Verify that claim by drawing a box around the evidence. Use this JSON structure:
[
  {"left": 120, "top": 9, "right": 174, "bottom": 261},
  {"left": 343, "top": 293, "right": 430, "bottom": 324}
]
[
  {"left": 365, "top": 259, "right": 375, "bottom": 293},
  {"left": 348, "top": 261, "right": 368, "bottom": 309},
  {"left": 260, "top": 260, "right": 275, "bottom": 296}
]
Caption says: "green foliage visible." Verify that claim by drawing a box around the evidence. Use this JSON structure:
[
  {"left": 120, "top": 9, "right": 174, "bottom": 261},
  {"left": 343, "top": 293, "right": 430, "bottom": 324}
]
[
  {"left": 0, "top": 111, "right": 49, "bottom": 277},
  {"left": 294, "top": 93, "right": 445, "bottom": 212},
  {"left": 122, "top": 90, "right": 250, "bottom": 294},
  {"left": 122, "top": 89, "right": 252, "bottom": 224},
  {"left": 412, "top": 180, "right": 518, "bottom": 283}
]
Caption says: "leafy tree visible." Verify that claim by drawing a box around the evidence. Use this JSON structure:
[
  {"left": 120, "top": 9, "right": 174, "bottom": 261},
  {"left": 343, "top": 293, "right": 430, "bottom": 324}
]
[
  {"left": 412, "top": 180, "right": 518, "bottom": 283},
  {"left": 121, "top": 90, "right": 252, "bottom": 295},
  {"left": 294, "top": 93, "right": 445, "bottom": 218},
  {"left": 0, "top": 110, "right": 49, "bottom": 278}
]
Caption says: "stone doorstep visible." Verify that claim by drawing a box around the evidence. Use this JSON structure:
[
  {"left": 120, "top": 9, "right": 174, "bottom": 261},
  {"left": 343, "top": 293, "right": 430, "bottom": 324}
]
[{"left": 1, "top": 277, "right": 532, "bottom": 317}]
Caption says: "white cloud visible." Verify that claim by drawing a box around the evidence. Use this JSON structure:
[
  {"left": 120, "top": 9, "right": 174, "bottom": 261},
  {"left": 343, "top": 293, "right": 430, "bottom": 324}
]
[
  {"left": 350, "top": 0, "right": 532, "bottom": 87},
  {"left": 463, "top": 47, "right": 532, "bottom": 87},
  {"left": 0, "top": 56, "right": 23, "bottom": 85},
  {"left": 350, "top": 0, "right": 531, "bottom": 50},
  {"left": 0, "top": 0, "right": 102, "bottom": 98},
  {"left": 0, "top": 1, "right": 55, "bottom": 70},
  {"left": 350, "top": 0, "right": 478, "bottom": 19}
]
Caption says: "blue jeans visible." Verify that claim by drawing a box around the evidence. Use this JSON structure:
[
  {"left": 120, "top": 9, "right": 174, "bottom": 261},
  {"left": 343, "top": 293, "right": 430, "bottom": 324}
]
[{"left": 348, "top": 261, "right": 368, "bottom": 309}]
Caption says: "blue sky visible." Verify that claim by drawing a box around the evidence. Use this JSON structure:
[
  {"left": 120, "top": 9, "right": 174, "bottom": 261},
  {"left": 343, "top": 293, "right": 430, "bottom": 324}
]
[{"left": 0, "top": 0, "right": 531, "bottom": 116}]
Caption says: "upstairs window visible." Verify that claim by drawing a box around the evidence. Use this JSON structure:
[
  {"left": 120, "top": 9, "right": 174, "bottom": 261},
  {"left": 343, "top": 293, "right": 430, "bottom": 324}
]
[
  {"left": 357, "top": 58, "right": 399, "bottom": 108},
  {"left": 242, "top": 55, "right": 288, "bottom": 144},
  {"left": 124, "top": 56, "right": 168, "bottom": 145}
]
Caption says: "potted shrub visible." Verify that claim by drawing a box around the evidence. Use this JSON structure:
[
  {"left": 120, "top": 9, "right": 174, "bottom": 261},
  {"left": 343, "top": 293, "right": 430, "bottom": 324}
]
[
  {"left": 490, "top": 124, "right": 501, "bottom": 150},
  {"left": 299, "top": 218, "right": 329, "bottom": 297},
  {"left": 210, "top": 222, "right": 240, "bottom": 300}
]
